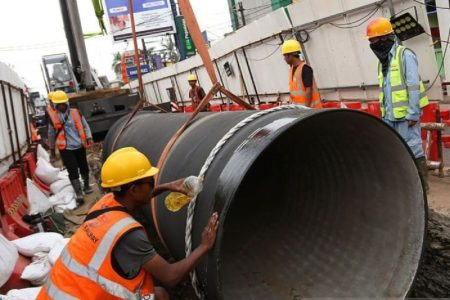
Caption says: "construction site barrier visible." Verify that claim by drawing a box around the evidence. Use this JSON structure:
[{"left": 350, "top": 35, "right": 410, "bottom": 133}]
[
  {"left": 0, "top": 169, "right": 33, "bottom": 238},
  {"left": 104, "top": 108, "right": 426, "bottom": 298}
]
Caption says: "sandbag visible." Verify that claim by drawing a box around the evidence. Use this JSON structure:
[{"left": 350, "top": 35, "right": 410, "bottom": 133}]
[
  {"left": 0, "top": 234, "right": 19, "bottom": 288},
  {"left": 49, "top": 191, "right": 77, "bottom": 213},
  {"left": 49, "top": 179, "right": 71, "bottom": 195},
  {"left": 49, "top": 188, "right": 75, "bottom": 208},
  {"left": 26, "top": 179, "right": 52, "bottom": 215},
  {"left": 11, "top": 232, "right": 64, "bottom": 257},
  {"left": 57, "top": 169, "right": 69, "bottom": 180},
  {"left": 34, "top": 158, "right": 59, "bottom": 185},
  {"left": 6, "top": 286, "right": 42, "bottom": 299},
  {"left": 53, "top": 199, "right": 76, "bottom": 213},
  {"left": 21, "top": 253, "right": 51, "bottom": 285},
  {"left": 37, "top": 144, "right": 49, "bottom": 162},
  {"left": 48, "top": 238, "right": 70, "bottom": 265}
]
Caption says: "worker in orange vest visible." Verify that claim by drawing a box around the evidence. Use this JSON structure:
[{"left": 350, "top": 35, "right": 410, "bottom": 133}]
[
  {"left": 37, "top": 147, "right": 219, "bottom": 300},
  {"left": 47, "top": 90, "right": 93, "bottom": 204},
  {"left": 30, "top": 116, "right": 41, "bottom": 143},
  {"left": 281, "top": 39, "right": 322, "bottom": 108},
  {"left": 188, "top": 74, "right": 208, "bottom": 111}
]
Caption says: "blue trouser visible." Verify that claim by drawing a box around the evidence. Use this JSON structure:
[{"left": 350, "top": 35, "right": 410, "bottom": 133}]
[{"left": 383, "top": 119, "right": 424, "bottom": 158}]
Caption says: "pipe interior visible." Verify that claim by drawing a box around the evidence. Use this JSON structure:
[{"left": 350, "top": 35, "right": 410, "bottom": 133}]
[{"left": 220, "top": 112, "right": 425, "bottom": 298}]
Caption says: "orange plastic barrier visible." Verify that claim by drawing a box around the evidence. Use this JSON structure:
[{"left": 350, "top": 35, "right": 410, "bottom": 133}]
[
  {"left": 259, "top": 103, "right": 276, "bottom": 110},
  {"left": 0, "top": 169, "right": 34, "bottom": 237},
  {"left": 230, "top": 104, "right": 245, "bottom": 111},
  {"left": 210, "top": 104, "right": 221, "bottom": 112},
  {"left": 367, "top": 101, "right": 381, "bottom": 117},
  {"left": 21, "top": 152, "right": 51, "bottom": 194}
]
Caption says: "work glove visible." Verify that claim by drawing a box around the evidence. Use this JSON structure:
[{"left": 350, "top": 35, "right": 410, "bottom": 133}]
[{"left": 183, "top": 176, "right": 203, "bottom": 197}]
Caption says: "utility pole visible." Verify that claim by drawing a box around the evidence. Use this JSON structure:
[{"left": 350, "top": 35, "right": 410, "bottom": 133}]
[
  {"left": 65, "top": 0, "right": 94, "bottom": 90},
  {"left": 238, "top": 2, "right": 246, "bottom": 28},
  {"left": 59, "top": 0, "right": 80, "bottom": 78},
  {"left": 128, "top": 0, "right": 145, "bottom": 100}
]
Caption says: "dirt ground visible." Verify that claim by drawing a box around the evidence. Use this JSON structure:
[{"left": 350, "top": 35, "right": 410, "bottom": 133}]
[
  {"left": 63, "top": 151, "right": 450, "bottom": 299},
  {"left": 409, "top": 173, "right": 450, "bottom": 297}
]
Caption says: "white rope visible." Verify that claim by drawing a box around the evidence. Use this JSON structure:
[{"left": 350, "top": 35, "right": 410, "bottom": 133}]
[{"left": 185, "top": 104, "right": 309, "bottom": 299}]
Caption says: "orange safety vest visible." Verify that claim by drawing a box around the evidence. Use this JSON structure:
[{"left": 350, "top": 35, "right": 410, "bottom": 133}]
[
  {"left": 289, "top": 63, "right": 322, "bottom": 108},
  {"left": 47, "top": 108, "right": 88, "bottom": 150},
  {"left": 189, "top": 85, "right": 202, "bottom": 110},
  {"left": 37, "top": 193, "right": 155, "bottom": 300},
  {"left": 30, "top": 123, "right": 41, "bottom": 142}
]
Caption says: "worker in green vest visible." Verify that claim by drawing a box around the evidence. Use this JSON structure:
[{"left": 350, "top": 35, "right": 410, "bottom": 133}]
[{"left": 366, "top": 17, "right": 429, "bottom": 192}]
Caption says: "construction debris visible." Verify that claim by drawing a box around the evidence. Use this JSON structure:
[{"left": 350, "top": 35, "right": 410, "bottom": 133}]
[{"left": 410, "top": 209, "right": 450, "bottom": 297}]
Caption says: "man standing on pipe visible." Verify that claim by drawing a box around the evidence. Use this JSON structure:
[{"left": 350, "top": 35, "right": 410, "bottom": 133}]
[
  {"left": 47, "top": 90, "right": 93, "bottom": 204},
  {"left": 38, "top": 147, "right": 219, "bottom": 300},
  {"left": 366, "top": 17, "right": 429, "bottom": 192},
  {"left": 281, "top": 39, "right": 322, "bottom": 108},
  {"left": 188, "top": 73, "right": 208, "bottom": 111}
]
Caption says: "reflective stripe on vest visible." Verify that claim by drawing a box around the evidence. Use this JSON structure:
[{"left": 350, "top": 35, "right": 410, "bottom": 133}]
[
  {"left": 289, "top": 63, "right": 321, "bottom": 108},
  {"left": 378, "top": 45, "right": 429, "bottom": 119},
  {"left": 47, "top": 108, "right": 88, "bottom": 150},
  {"left": 44, "top": 216, "right": 150, "bottom": 299},
  {"left": 44, "top": 277, "right": 78, "bottom": 300}
]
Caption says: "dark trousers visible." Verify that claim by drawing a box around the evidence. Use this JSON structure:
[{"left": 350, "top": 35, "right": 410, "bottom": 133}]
[{"left": 59, "top": 148, "right": 89, "bottom": 180}]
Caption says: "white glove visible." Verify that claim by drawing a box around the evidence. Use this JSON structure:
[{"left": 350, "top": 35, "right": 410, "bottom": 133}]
[{"left": 183, "top": 176, "right": 203, "bottom": 197}]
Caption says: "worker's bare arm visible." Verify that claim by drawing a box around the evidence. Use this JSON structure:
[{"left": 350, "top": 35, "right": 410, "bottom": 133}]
[
  {"left": 153, "top": 178, "right": 185, "bottom": 197},
  {"left": 305, "top": 87, "right": 313, "bottom": 107},
  {"left": 142, "top": 212, "right": 219, "bottom": 287}
]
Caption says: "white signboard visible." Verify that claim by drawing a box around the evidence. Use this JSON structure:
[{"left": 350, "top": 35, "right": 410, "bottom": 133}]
[{"left": 105, "top": 0, "right": 176, "bottom": 42}]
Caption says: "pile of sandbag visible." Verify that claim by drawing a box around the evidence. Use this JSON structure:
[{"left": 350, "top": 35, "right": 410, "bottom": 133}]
[
  {"left": 0, "top": 235, "right": 19, "bottom": 289},
  {"left": 1, "top": 287, "right": 42, "bottom": 300},
  {"left": 11, "top": 233, "right": 69, "bottom": 286},
  {"left": 34, "top": 145, "right": 77, "bottom": 213}
]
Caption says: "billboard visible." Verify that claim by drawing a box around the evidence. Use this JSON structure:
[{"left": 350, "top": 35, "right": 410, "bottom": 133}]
[
  {"left": 175, "top": 15, "right": 196, "bottom": 59},
  {"left": 105, "top": 0, "right": 176, "bottom": 42}
]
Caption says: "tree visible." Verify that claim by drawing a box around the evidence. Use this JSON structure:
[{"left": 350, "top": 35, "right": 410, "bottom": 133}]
[
  {"left": 161, "top": 37, "right": 179, "bottom": 63},
  {"left": 144, "top": 46, "right": 155, "bottom": 69},
  {"left": 111, "top": 51, "right": 122, "bottom": 78}
]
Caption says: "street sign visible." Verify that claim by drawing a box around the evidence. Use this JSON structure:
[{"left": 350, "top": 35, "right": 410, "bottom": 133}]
[{"left": 126, "top": 64, "right": 151, "bottom": 79}]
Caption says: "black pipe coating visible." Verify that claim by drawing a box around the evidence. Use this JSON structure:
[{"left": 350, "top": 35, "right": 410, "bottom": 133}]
[{"left": 103, "top": 109, "right": 426, "bottom": 299}]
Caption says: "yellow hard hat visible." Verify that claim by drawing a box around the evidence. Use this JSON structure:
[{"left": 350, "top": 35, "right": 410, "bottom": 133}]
[
  {"left": 187, "top": 74, "right": 197, "bottom": 81},
  {"left": 366, "top": 17, "right": 393, "bottom": 39},
  {"left": 48, "top": 91, "right": 55, "bottom": 101},
  {"left": 51, "top": 90, "right": 69, "bottom": 104},
  {"left": 101, "top": 147, "right": 159, "bottom": 188},
  {"left": 281, "top": 39, "right": 301, "bottom": 55}
]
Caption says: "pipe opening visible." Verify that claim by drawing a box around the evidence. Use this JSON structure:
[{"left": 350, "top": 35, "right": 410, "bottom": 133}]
[{"left": 220, "top": 111, "right": 425, "bottom": 298}]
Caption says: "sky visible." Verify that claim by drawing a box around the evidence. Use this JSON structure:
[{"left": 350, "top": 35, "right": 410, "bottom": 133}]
[{"left": 0, "top": 0, "right": 232, "bottom": 96}]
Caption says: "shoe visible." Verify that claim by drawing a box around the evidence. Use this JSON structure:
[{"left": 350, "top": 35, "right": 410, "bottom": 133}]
[
  {"left": 82, "top": 174, "right": 93, "bottom": 194},
  {"left": 415, "top": 157, "right": 429, "bottom": 193},
  {"left": 71, "top": 179, "right": 85, "bottom": 205}
]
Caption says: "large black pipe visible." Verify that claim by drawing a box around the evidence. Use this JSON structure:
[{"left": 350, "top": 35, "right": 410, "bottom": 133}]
[{"left": 103, "top": 109, "right": 426, "bottom": 299}]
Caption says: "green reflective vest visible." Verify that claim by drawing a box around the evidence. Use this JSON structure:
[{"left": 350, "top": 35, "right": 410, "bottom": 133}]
[{"left": 378, "top": 45, "right": 429, "bottom": 119}]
